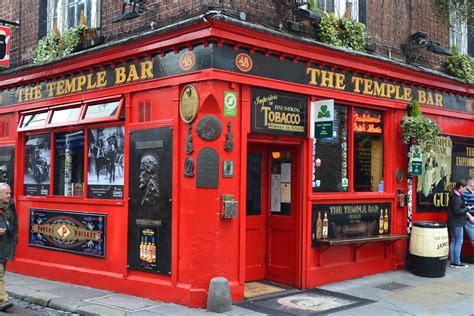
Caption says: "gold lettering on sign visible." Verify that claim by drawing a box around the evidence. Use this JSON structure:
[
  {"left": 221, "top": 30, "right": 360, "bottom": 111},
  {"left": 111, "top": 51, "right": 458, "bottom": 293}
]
[
  {"left": 456, "top": 157, "right": 474, "bottom": 167},
  {"left": 433, "top": 192, "right": 450, "bottom": 207}
]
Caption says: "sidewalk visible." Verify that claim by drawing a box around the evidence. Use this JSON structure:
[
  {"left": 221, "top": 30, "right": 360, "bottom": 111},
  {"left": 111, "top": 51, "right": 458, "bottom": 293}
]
[{"left": 4, "top": 264, "right": 474, "bottom": 315}]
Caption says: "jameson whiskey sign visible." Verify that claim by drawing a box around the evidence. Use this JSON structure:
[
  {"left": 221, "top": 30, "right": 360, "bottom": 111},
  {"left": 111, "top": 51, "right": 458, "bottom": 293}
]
[
  {"left": 311, "top": 203, "right": 391, "bottom": 246},
  {"left": 251, "top": 88, "right": 308, "bottom": 136},
  {"left": 416, "top": 136, "right": 474, "bottom": 212}
]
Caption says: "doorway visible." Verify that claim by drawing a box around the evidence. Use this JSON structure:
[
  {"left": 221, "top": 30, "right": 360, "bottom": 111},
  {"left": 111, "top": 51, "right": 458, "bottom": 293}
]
[{"left": 245, "top": 144, "right": 301, "bottom": 288}]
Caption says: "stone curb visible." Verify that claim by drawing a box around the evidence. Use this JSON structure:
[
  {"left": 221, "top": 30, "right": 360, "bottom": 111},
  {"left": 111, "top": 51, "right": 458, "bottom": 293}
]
[
  {"left": 76, "top": 303, "right": 127, "bottom": 316},
  {"left": 7, "top": 286, "right": 38, "bottom": 300},
  {"left": 49, "top": 297, "right": 89, "bottom": 313},
  {"left": 25, "top": 291, "right": 62, "bottom": 307}
]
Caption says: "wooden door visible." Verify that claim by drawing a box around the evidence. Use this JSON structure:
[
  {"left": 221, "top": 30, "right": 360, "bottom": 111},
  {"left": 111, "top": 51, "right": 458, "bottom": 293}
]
[
  {"left": 245, "top": 147, "right": 268, "bottom": 281},
  {"left": 265, "top": 148, "right": 297, "bottom": 286}
]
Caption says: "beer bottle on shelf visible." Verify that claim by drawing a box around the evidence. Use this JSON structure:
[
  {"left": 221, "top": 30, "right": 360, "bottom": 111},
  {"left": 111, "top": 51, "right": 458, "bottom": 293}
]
[
  {"left": 383, "top": 209, "right": 389, "bottom": 233},
  {"left": 379, "top": 209, "right": 384, "bottom": 234},
  {"left": 322, "top": 212, "right": 329, "bottom": 239},
  {"left": 316, "top": 211, "right": 322, "bottom": 239}
]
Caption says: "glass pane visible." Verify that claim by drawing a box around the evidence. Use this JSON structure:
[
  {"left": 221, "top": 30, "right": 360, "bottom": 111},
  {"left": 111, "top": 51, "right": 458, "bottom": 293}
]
[
  {"left": 24, "top": 134, "right": 51, "bottom": 196},
  {"left": 353, "top": 108, "right": 384, "bottom": 192},
  {"left": 87, "top": 126, "right": 125, "bottom": 199},
  {"left": 84, "top": 101, "right": 120, "bottom": 120},
  {"left": 54, "top": 131, "right": 85, "bottom": 196},
  {"left": 21, "top": 112, "right": 48, "bottom": 128},
  {"left": 271, "top": 151, "right": 292, "bottom": 216},
  {"left": 246, "top": 153, "right": 262, "bottom": 216},
  {"left": 313, "top": 105, "right": 348, "bottom": 192},
  {"left": 50, "top": 107, "right": 81, "bottom": 124},
  {"left": 67, "top": 6, "right": 75, "bottom": 28}
]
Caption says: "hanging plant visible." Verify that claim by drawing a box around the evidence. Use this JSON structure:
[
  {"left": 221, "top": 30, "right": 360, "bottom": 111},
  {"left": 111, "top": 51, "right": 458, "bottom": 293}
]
[
  {"left": 317, "top": 12, "right": 368, "bottom": 52},
  {"left": 34, "top": 24, "right": 85, "bottom": 64},
  {"left": 445, "top": 46, "right": 474, "bottom": 83},
  {"left": 400, "top": 100, "right": 441, "bottom": 152}
]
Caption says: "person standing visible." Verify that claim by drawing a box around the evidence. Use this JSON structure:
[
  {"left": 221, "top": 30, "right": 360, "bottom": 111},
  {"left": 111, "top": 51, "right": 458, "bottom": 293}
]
[
  {"left": 0, "top": 183, "right": 17, "bottom": 311},
  {"left": 448, "top": 180, "right": 472, "bottom": 268},
  {"left": 462, "top": 178, "right": 474, "bottom": 246}
]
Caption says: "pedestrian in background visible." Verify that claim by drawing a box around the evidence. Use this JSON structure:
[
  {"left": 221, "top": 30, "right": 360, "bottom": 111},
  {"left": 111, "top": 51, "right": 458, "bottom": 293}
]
[
  {"left": 0, "top": 183, "right": 17, "bottom": 311},
  {"left": 462, "top": 178, "right": 474, "bottom": 247},
  {"left": 448, "top": 180, "right": 472, "bottom": 268}
]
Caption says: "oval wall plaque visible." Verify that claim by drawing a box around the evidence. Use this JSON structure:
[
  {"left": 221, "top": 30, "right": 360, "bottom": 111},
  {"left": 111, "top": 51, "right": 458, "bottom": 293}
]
[
  {"left": 179, "top": 85, "right": 199, "bottom": 124},
  {"left": 196, "top": 115, "right": 222, "bottom": 141}
]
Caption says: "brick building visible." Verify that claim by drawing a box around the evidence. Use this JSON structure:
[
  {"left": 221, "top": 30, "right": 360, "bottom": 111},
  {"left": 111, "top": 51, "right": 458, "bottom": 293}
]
[{"left": 0, "top": 0, "right": 472, "bottom": 308}]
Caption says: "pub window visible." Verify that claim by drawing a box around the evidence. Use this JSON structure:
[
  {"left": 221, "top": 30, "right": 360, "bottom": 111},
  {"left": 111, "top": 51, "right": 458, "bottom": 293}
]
[
  {"left": 246, "top": 153, "right": 262, "bottom": 216},
  {"left": 315, "top": 0, "right": 360, "bottom": 21},
  {"left": 81, "top": 100, "right": 123, "bottom": 123},
  {"left": 449, "top": 9, "right": 468, "bottom": 54},
  {"left": 54, "top": 131, "right": 85, "bottom": 196},
  {"left": 313, "top": 105, "right": 348, "bottom": 192},
  {"left": 50, "top": 105, "right": 82, "bottom": 126},
  {"left": 24, "top": 134, "right": 52, "bottom": 196},
  {"left": 47, "top": 0, "right": 99, "bottom": 34},
  {"left": 353, "top": 108, "right": 384, "bottom": 192},
  {"left": 19, "top": 112, "right": 49, "bottom": 131}
]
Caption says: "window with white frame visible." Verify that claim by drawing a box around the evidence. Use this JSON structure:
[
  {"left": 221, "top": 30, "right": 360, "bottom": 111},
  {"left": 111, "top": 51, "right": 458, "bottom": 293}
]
[
  {"left": 315, "top": 0, "right": 359, "bottom": 21},
  {"left": 47, "top": 0, "right": 99, "bottom": 34},
  {"left": 449, "top": 10, "right": 468, "bottom": 54}
]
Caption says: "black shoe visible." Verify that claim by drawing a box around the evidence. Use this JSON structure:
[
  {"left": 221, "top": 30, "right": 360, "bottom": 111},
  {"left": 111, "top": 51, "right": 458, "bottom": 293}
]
[
  {"left": 0, "top": 301, "right": 13, "bottom": 311},
  {"left": 449, "top": 262, "right": 468, "bottom": 268}
]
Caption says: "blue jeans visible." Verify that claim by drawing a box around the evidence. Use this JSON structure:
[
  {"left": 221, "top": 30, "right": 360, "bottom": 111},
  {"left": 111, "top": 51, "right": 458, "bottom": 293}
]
[
  {"left": 464, "top": 220, "right": 474, "bottom": 246},
  {"left": 450, "top": 226, "right": 464, "bottom": 265}
]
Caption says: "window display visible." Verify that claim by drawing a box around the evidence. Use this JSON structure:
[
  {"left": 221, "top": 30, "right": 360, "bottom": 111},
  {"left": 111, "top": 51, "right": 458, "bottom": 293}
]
[{"left": 353, "top": 108, "right": 384, "bottom": 192}]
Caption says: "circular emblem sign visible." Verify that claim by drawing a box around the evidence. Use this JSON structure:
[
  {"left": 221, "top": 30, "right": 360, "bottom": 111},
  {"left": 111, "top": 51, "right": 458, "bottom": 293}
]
[
  {"left": 179, "top": 52, "right": 195, "bottom": 71},
  {"left": 235, "top": 53, "right": 253, "bottom": 72},
  {"left": 224, "top": 93, "right": 237, "bottom": 110},
  {"left": 466, "top": 99, "right": 472, "bottom": 112},
  {"left": 179, "top": 85, "right": 199, "bottom": 124},
  {"left": 196, "top": 115, "right": 222, "bottom": 141}
]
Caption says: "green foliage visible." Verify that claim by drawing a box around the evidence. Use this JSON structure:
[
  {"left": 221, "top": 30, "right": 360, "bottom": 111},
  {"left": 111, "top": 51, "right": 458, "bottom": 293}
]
[
  {"left": 317, "top": 12, "right": 368, "bottom": 51},
  {"left": 401, "top": 100, "right": 441, "bottom": 152},
  {"left": 34, "top": 25, "right": 85, "bottom": 64},
  {"left": 445, "top": 47, "right": 474, "bottom": 83}
]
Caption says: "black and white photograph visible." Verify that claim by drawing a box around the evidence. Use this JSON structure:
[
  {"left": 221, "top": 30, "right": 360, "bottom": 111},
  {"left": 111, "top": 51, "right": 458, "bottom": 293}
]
[
  {"left": 88, "top": 126, "right": 125, "bottom": 199},
  {"left": 24, "top": 134, "right": 51, "bottom": 196}
]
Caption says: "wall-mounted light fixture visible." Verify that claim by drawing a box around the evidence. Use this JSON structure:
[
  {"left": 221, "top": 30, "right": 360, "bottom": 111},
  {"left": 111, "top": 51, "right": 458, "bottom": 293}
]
[
  {"left": 112, "top": 0, "right": 153, "bottom": 24},
  {"left": 401, "top": 31, "right": 452, "bottom": 63}
]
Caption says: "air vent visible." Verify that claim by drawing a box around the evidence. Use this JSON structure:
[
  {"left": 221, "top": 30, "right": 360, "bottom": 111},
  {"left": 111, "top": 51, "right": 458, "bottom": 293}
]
[{"left": 138, "top": 101, "right": 151, "bottom": 122}]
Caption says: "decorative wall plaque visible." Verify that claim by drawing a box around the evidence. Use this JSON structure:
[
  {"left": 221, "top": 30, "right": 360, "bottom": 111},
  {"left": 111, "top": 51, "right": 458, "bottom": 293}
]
[
  {"left": 179, "top": 85, "right": 199, "bottom": 124},
  {"left": 196, "top": 147, "right": 219, "bottom": 188},
  {"left": 184, "top": 157, "right": 194, "bottom": 178},
  {"left": 184, "top": 124, "right": 194, "bottom": 154},
  {"left": 196, "top": 115, "right": 222, "bottom": 141},
  {"left": 223, "top": 160, "right": 234, "bottom": 178},
  {"left": 224, "top": 122, "right": 234, "bottom": 152}
]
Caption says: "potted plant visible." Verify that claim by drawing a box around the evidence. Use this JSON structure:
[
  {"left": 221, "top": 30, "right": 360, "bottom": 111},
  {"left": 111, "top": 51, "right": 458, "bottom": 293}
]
[{"left": 400, "top": 100, "right": 441, "bottom": 152}]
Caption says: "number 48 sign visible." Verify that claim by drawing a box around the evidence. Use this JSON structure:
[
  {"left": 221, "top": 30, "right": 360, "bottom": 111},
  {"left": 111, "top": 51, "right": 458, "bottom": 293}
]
[{"left": 235, "top": 53, "right": 253, "bottom": 72}]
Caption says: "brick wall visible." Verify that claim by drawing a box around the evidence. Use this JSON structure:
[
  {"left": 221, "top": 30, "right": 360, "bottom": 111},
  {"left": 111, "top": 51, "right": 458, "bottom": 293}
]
[
  {"left": 0, "top": 0, "right": 452, "bottom": 71},
  {"left": 367, "top": 0, "right": 449, "bottom": 69}
]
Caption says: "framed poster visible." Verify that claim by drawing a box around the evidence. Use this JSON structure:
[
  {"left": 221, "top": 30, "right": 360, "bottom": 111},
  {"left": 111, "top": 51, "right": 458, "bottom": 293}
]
[
  {"left": 88, "top": 126, "right": 125, "bottom": 199},
  {"left": 24, "top": 134, "right": 51, "bottom": 196}
]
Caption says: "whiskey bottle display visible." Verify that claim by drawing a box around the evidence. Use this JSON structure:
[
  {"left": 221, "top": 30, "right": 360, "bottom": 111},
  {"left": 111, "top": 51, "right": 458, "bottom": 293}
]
[
  {"left": 322, "top": 212, "right": 329, "bottom": 239},
  {"left": 379, "top": 209, "right": 384, "bottom": 234},
  {"left": 145, "top": 241, "right": 152, "bottom": 262},
  {"left": 316, "top": 211, "right": 322, "bottom": 239},
  {"left": 383, "top": 209, "right": 389, "bottom": 233},
  {"left": 150, "top": 237, "right": 156, "bottom": 263},
  {"left": 139, "top": 237, "right": 145, "bottom": 261}
]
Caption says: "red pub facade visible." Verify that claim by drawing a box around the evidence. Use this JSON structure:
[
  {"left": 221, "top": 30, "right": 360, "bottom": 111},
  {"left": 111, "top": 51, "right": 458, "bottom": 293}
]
[{"left": 0, "top": 13, "right": 473, "bottom": 308}]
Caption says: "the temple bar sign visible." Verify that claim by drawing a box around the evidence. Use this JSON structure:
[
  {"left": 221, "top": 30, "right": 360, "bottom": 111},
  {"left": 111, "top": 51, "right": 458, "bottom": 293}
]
[{"left": 0, "top": 26, "right": 11, "bottom": 68}]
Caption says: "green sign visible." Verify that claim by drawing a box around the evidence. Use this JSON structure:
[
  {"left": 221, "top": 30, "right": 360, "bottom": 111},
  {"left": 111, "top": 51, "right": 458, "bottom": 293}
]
[
  {"left": 224, "top": 91, "right": 237, "bottom": 117},
  {"left": 411, "top": 145, "right": 423, "bottom": 176},
  {"left": 312, "top": 100, "right": 334, "bottom": 139},
  {"left": 342, "top": 178, "right": 348, "bottom": 192}
]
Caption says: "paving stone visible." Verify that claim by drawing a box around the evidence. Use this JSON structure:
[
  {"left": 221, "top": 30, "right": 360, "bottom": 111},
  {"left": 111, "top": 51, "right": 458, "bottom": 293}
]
[
  {"left": 76, "top": 303, "right": 127, "bottom": 316},
  {"left": 45, "top": 284, "right": 113, "bottom": 300},
  {"left": 49, "top": 297, "right": 88, "bottom": 313},
  {"left": 7, "top": 285, "right": 39, "bottom": 300},
  {"left": 87, "top": 293, "right": 160, "bottom": 311},
  {"left": 26, "top": 291, "right": 62, "bottom": 306}
]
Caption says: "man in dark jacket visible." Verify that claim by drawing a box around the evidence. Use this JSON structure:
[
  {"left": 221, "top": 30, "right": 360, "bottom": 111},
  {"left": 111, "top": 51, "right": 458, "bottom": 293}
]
[{"left": 0, "top": 183, "right": 17, "bottom": 311}]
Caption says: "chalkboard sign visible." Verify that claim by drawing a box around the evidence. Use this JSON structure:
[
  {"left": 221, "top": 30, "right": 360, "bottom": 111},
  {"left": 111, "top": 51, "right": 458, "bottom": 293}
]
[
  {"left": 311, "top": 203, "right": 391, "bottom": 246},
  {"left": 251, "top": 88, "right": 307, "bottom": 136}
]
